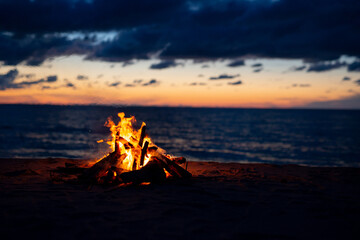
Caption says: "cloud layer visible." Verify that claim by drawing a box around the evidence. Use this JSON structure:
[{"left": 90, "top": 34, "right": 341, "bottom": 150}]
[
  {"left": 0, "top": 0, "right": 359, "bottom": 65},
  {"left": 209, "top": 74, "right": 240, "bottom": 80},
  {"left": 0, "top": 69, "right": 58, "bottom": 90},
  {"left": 150, "top": 60, "right": 180, "bottom": 69}
]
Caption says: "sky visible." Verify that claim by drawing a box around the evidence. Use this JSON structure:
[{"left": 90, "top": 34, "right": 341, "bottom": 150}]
[{"left": 0, "top": 0, "right": 360, "bottom": 109}]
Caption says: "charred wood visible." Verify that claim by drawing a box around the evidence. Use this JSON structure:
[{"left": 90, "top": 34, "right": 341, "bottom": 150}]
[
  {"left": 139, "top": 141, "right": 149, "bottom": 167},
  {"left": 147, "top": 148, "right": 192, "bottom": 179},
  {"left": 119, "top": 160, "right": 166, "bottom": 184},
  {"left": 114, "top": 131, "right": 121, "bottom": 153},
  {"left": 170, "top": 156, "right": 186, "bottom": 165},
  {"left": 80, "top": 152, "right": 127, "bottom": 182},
  {"left": 138, "top": 123, "right": 146, "bottom": 148}
]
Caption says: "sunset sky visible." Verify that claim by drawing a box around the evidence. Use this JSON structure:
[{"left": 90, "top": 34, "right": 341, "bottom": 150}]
[{"left": 0, "top": 0, "right": 360, "bottom": 108}]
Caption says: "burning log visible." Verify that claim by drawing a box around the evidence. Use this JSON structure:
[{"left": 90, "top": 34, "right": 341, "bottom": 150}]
[
  {"left": 138, "top": 123, "right": 146, "bottom": 148},
  {"left": 80, "top": 151, "right": 127, "bottom": 183},
  {"left": 119, "top": 159, "right": 166, "bottom": 184},
  {"left": 104, "top": 167, "right": 118, "bottom": 183},
  {"left": 139, "top": 141, "right": 149, "bottom": 167},
  {"left": 148, "top": 148, "right": 192, "bottom": 179},
  {"left": 114, "top": 131, "right": 121, "bottom": 152},
  {"left": 169, "top": 156, "right": 186, "bottom": 165},
  {"left": 119, "top": 137, "right": 134, "bottom": 150},
  {"left": 132, "top": 123, "right": 147, "bottom": 170},
  {"left": 131, "top": 148, "right": 140, "bottom": 171}
]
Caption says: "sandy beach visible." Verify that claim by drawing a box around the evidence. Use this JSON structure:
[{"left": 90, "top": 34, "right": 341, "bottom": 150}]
[{"left": 1, "top": 158, "right": 359, "bottom": 240}]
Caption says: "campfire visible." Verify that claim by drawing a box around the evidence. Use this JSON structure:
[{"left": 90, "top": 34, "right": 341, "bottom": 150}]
[{"left": 71, "top": 112, "right": 191, "bottom": 186}]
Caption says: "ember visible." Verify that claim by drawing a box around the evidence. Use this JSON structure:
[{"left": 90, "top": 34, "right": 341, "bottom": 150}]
[{"left": 78, "top": 112, "right": 191, "bottom": 185}]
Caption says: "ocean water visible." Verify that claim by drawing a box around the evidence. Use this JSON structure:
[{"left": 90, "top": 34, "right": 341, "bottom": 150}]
[{"left": 0, "top": 104, "right": 359, "bottom": 167}]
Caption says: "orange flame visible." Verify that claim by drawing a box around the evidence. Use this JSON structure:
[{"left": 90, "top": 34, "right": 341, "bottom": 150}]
[{"left": 101, "top": 112, "right": 154, "bottom": 171}]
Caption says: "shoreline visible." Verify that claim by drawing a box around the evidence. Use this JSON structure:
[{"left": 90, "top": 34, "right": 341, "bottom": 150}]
[
  {"left": 1, "top": 158, "right": 360, "bottom": 239},
  {"left": 2, "top": 157, "right": 359, "bottom": 169}
]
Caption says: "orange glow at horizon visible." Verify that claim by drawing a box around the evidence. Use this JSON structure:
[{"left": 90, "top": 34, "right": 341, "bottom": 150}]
[
  {"left": 0, "top": 56, "right": 358, "bottom": 108},
  {"left": 0, "top": 83, "right": 355, "bottom": 108}
]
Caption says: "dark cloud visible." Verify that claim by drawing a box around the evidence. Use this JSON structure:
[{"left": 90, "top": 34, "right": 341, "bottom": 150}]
[
  {"left": 343, "top": 76, "right": 351, "bottom": 81},
  {"left": 122, "top": 61, "right": 134, "bottom": 67},
  {"left": 0, "top": 69, "right": 19, "bottom": 90},
  {"left": 0, "top": 33, "right": 86, "bottom": 66},
  {"left": 355, "top": 79, "right": 360, "bottom": 86},
  {"left": 109, "top": 81, "right": 121, "bottom": 87},
  {"left": 227, "top": 60, "right": 245, "bottom": 67},
  {"left": 88, "top": 27, "right": 164, "bottom": 62},
  {"left": 0, "top": 0, "right": 183, "bottom": 34},
  {"left": 307, "top": 61, "right": 346, "bottom": 72},
  {"left": 0, "top": 0, "right": 359, "bottom": 64},
  {"left": 19, "top": 75, "right": 58, "bottom": 86},
  {"left": 142, "top": 79, "right": 159, "bottom": 86},
  {"left": 66, "top": 82, "right": 75, "bottom": 88},
  {"left": 251, "top": 63, "right": 263, "bottom": 68},
  {"left": 125, "top": 79, "right": 150, "bottom": 87},
  {"left": 228, "top": 80, "right": 242, "bottom": 85},
  {"left": 348, "top": 61, "right": 360, "bottom": 72},
  {"left": 291, "top": 66, "right": 307, "bottom": 71},
  {"left": 77, "top": 75, "right": 88, "bottom": 80},
  {"left": 252, "top": 63, "right": 263, "bottom": 73},
  {"left": 0, "top": 69, "right": 57, "bottom": 90},
  {"left": 18, "top": 78, "right": 46, "bottom": 86},
  {"left": 149, "top": 60, "right": 179, "bottom": 70},
  {"left": 46, "top": 75, "right": 58, "bottom": 82},
  {"left": 19, "top": 73, "right": 36, "bottom": 79},
  {"left": 209, "top": 74, "right": 240, "bottom": 80}
]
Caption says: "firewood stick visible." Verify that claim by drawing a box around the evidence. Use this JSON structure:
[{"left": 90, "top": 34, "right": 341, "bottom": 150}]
[
  {"left": 132, "top": 149, "right": 138, "bottom": 171},
  {"left": 147, "top": 148, "right": 192, "bottom": 179},
  {"left": 138, "top": 123, "right": 146, "bottom": 148},
  {"left": 140, "top": 141, "right": 149, "bottom": 167},
  {"left": 119, "top": 136, "right": 134, "bottom": 149},
  {"left": 114, "top": 131, "right": 120, "bottom": 153},
  {"left": 131, "top": 123, "right": 146, "bottom": 170},
  {"left": 170, "top": 156, "right": 186, "bottom": 164},
  {"left": 81, "top": 152, "right": 127, "bottom": 182},
  {"left": 119, "top": 159, "right": 166, "bottom": 184}
]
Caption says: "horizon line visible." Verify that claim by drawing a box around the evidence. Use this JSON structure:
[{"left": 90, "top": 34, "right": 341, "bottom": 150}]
[{"left": 0, "top": 103, "right": 359, "bottom": 111}]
